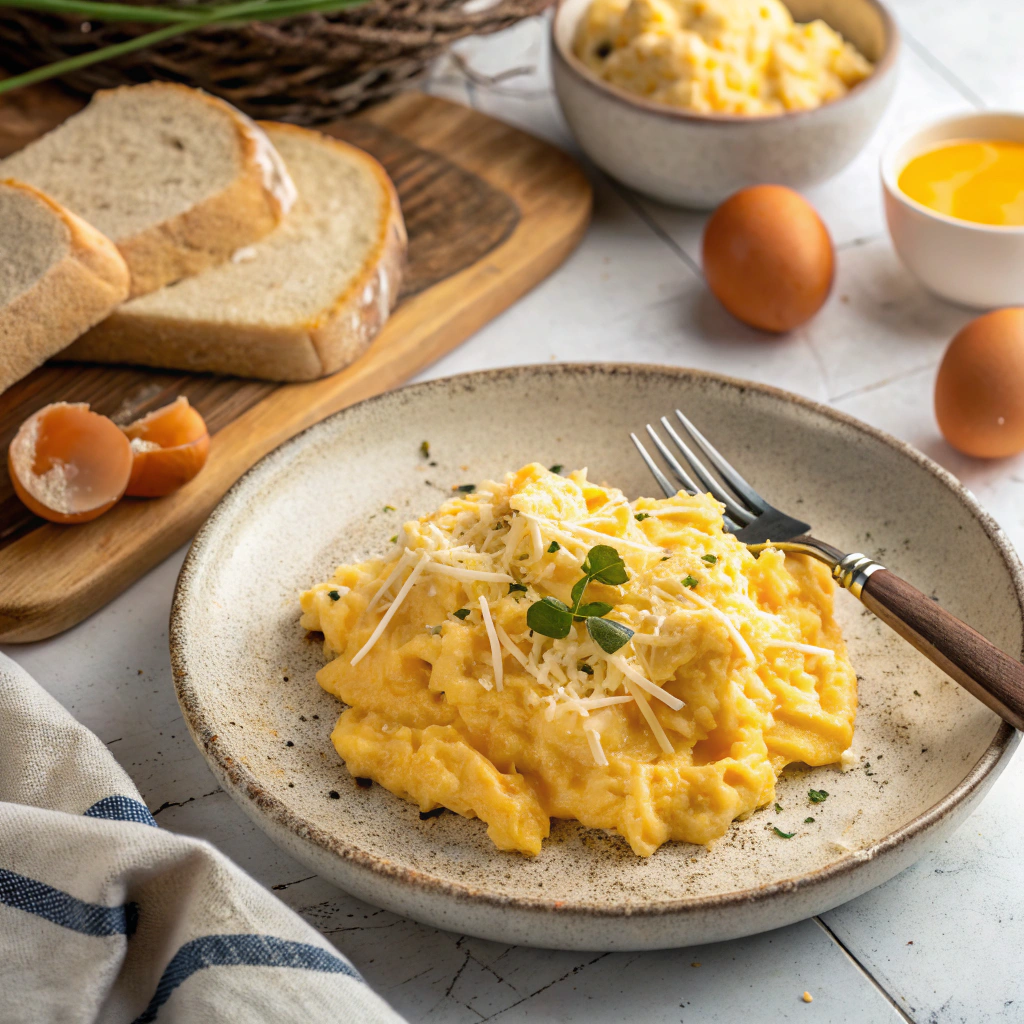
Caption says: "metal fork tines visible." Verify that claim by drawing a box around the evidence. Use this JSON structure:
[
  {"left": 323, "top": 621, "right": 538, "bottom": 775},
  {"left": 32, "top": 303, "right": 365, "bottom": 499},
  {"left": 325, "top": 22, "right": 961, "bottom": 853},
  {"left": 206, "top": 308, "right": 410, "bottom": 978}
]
[{"left": 630, "top": 410, "right": 812, "bottom": 546}]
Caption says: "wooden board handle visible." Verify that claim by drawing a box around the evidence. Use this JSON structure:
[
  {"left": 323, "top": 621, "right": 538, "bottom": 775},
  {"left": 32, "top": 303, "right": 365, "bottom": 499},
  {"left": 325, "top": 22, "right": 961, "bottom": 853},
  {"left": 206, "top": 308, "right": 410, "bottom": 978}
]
[{"left": 860, "top": 569, "right": 1024, "bottom": 731}]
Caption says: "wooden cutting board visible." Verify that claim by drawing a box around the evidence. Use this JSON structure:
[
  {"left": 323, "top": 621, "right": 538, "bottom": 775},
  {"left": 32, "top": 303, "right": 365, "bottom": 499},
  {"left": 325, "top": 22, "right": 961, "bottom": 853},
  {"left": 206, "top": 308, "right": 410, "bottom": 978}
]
[{"left": 0, "top": 88, "right": 592, "bottom": 642}]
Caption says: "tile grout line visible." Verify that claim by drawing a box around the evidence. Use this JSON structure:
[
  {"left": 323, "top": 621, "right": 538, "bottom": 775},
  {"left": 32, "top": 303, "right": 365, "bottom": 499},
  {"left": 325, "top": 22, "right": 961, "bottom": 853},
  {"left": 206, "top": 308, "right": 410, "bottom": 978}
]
[
  {"left": 813, "top": 916, "right": 918, "bottom": 1023},
  {"left": 900, "top": 29, "right": 987, "bottom": 109},
  {"left": 611, "top": 184, "right": 706, "bottom": 280}
]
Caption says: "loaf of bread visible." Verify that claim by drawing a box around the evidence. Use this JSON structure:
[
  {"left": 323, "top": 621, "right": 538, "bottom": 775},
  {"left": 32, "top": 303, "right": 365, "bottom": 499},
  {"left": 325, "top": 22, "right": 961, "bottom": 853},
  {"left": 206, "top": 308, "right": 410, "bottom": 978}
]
[
  {"left": 0, "top": 179, "right": 129, "bottom": 394},
  {"left": 69, "top": 123, "right": 406, "bottom": 381},
  {"left": 0, "top": 83, "right": 296, "bottom": 297}
]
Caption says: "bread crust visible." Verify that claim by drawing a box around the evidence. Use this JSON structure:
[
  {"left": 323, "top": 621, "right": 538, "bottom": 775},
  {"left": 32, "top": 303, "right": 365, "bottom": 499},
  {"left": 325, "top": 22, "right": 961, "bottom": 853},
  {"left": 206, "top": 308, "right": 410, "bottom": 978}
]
[
  {"left": 104, "top": 84, "right": 296, "bottom": 297},
  {"left": 0, "top": 179, "right": 129, "bottom": 395},
  {"left": 69, "top": 125, "right": 407, "bottom": 382}
]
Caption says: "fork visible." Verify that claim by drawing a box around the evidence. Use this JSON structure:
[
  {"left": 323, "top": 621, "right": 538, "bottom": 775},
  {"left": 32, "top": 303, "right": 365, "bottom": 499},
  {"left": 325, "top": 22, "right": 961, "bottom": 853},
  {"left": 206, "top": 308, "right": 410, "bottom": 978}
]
[{"left": 632, "top": 410, "right": 1024, "bottom": 731}]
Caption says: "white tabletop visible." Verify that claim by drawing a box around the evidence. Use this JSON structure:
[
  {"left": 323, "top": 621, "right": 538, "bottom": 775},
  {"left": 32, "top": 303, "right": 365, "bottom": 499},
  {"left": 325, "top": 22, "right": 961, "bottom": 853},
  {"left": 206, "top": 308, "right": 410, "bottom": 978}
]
[{"left": 5, "top": 4, "right": 1023, "bottom": 1020}]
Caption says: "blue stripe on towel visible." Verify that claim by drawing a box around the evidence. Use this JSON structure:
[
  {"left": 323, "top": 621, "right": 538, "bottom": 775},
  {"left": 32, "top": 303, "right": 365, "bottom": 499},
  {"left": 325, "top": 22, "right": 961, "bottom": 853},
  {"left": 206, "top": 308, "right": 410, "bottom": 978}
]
[
  {"left": 0, "top": 868, "right": 137, "bottom": 936},
  {"left": 84, "top": 795, "right": 159, "bottom": 828},
  {"left": 133, "top": 934, "right": 362, "bottom": 1022}
]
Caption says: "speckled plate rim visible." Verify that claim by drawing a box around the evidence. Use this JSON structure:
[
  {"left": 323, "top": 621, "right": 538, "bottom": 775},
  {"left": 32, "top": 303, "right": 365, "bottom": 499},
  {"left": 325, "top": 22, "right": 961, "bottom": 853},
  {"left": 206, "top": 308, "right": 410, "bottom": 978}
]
[
  {"left": 551, "top": 0, "right": 901, "bottom": 127},
  {"left": 171, "top": 362, "right": 1021, "bottom": 922}
]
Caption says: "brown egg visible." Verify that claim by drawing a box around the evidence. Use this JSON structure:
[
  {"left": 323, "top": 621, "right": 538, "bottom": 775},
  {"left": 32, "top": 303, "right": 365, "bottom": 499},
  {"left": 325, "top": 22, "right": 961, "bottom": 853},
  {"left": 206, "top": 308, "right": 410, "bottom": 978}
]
[
  {"left": 123, "top": 396, "right": 210, "bottom": 498},
  {"left": 8, "top": 402, "right": 132, "bottom": 523},
  {"left": 935, "top": 308, "right": 1024, "bottom": 458},
  {"left": 702, "top": 185, "right": 835, "bottom": 333}
]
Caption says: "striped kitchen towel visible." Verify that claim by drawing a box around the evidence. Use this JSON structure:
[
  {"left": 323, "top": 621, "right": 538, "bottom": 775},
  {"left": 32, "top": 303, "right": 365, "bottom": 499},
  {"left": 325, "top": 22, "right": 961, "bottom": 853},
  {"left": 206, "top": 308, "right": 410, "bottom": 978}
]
[{"left": 0, "top": 652, "right": 405, "bottom": 1024}]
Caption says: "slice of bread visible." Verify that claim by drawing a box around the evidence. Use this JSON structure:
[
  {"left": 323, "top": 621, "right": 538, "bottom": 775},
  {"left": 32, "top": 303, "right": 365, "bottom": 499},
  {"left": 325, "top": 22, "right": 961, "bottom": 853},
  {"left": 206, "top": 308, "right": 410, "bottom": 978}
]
[
  {"left": 68, "top": 123, "right": 406, "bottom": 382},
  {"left": 0, "top": 179, "right": 130, "bottom": 395},
  {"left": 0, "top": 83, "right": 296, "bottom": 298}
]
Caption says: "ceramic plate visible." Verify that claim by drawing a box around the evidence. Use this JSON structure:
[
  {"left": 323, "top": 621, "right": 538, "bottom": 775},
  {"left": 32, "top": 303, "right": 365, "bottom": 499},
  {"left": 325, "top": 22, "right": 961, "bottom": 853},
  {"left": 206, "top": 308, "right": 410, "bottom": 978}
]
[{"left": 171, "top": 364, "right": 1021, "bottom": 951}]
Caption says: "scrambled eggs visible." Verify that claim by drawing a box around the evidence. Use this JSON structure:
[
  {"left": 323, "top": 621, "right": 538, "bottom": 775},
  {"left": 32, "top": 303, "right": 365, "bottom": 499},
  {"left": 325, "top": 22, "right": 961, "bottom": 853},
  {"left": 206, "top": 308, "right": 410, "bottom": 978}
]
[
  {"left": 301, "top": 464, "right": 857, "bottom": 857},
  {"left": 574, "top": 0, "right": 874, "bottom": 115}
]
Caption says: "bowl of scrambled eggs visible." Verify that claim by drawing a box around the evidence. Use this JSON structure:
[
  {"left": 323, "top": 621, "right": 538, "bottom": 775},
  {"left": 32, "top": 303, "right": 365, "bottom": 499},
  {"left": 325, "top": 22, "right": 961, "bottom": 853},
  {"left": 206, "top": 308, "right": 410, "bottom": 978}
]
[
  {"left": 552, "top": 0, "right": 899, "bottom": 207},
  {"left": 171, "top": 364, "right": 1020, "bottom": 951}
]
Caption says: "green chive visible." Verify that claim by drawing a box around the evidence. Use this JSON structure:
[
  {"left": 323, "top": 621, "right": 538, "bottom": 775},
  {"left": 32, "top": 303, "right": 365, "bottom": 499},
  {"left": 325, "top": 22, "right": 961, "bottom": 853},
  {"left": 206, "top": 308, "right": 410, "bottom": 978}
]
[
  {"left": 774, "top": 803, "right": 783, "bottom": 813},
  {"left": 682, "top": 575, "right": 698, "bottom": 588},
  {"left": 702, "top": 553, "right": 718, "bottom": 564},
  {"left": 549, "top": 464, "right": 564, "bottom": 474},
  {"left": 634, "top": 512, "right": 651, "bottom": 521},
  {"left": 389, "top": 535, "right": 398, "bottom": 544},
  {"left": 808, "top": 789, "right": 829, "bottom": 803},
  {"left": 453, "top": 609, "right": 471, "bottom": 620},
  {"left": 456, "top": 484, "right": 476, "bottom": 493},
  {"left": 509, "top": 583, "right": 528, "bottom": 594},
  {"left": 804, "top": 817, "right": 815, "bottom": 824},
  {"left": 548, "top": 541, "right": 560, "bottom": 553},
  {"left": 773, "top": 827, "right": 795, "bottom": 839}
]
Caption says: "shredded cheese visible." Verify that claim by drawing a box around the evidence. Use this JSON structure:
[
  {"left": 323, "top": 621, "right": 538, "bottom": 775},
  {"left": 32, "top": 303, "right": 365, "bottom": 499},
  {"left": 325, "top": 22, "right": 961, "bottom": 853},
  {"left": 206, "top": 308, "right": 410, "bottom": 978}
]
[
  {"left": 622, "top": 679, "right": 674, "bottom": 754},
  {"left": 479, "top": 595, "right": 503, "bottom": 691},
  {"left": 351, "top": 554, "right": 428, "bottom": 666},
  {"left": 677, "top": 587, "right": 756, "bottom": 664},
  {"left": 424, "top": 561, "right": 513, "bottom": 583},
  {"left": 609, "top": 654, "right": 685, "bottom": 711},
  {"left": 763, "top": 640, "right": 836, "bottom": 660},
  {"left": 583, "top": 721, "right": 609, "bottom": 766}
]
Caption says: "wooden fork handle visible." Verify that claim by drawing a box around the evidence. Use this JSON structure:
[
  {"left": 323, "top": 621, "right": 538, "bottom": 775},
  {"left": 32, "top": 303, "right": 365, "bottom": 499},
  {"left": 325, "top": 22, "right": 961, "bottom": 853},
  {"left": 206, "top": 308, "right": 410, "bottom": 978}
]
[{"left": 860, "top": 569, "right": 1024, "bottom": 731}]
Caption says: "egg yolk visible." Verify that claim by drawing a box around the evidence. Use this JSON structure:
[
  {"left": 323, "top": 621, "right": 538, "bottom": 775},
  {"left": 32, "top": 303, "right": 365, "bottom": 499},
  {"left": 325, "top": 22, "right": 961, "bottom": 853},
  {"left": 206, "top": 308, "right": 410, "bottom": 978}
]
[{"left": 898, "top": 140, "right": 1024, "bottom": 227}]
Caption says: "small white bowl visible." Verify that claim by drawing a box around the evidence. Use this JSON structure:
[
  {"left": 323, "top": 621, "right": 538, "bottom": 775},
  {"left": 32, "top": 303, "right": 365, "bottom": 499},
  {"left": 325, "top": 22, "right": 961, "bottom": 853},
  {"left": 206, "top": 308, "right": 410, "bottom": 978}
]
[
  {"left": 881, "top": 112, "right": 1024, "bottom": 309},
  {"left": 551, "top": 0, "right": 900, "bottom": 209}
]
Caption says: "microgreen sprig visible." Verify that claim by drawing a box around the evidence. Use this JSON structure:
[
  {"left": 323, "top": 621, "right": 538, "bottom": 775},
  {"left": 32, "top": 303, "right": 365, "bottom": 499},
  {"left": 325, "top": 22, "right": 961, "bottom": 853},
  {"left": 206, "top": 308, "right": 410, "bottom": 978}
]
[{"left": 526, "top": 544, "right": 634, "bottom": 654}]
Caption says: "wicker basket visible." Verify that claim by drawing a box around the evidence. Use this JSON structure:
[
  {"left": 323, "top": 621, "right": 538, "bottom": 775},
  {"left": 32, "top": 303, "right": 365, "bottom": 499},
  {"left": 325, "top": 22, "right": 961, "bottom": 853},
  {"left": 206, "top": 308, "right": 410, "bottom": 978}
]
[{"left": 0, "top": 0, "right": 551, "bottom": 125}]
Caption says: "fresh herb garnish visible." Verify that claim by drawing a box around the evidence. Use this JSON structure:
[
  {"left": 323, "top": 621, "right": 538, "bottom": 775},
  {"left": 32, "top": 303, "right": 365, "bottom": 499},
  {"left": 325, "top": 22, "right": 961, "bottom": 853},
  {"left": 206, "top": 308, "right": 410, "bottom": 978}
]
[
  {"left": 682, "top": 575, "right": 699, "bottom": 588},
  {"left": 702, "top": 553, "right": 718, "bottom": 564},
  {"left": 634, "top": 512, "right": 651, "bottom": 522},
  {"left": 549, "top": 464, "right": 564, "bottom": 474},
  {"left": 804, "top": 817, "right": 815, "bottom": 824},
  {"left": 456, "top": 483, "right": 476, "bottom": 493},
  {"left": 661, "top": 556, "right": 670, "bottom": 561},
  {"left": 808, "top": 789, "right": 829, "bottom": 803},
  {"left": 453, "top": 608, "right": 471, "bottom": 620},
  {"left": 578, "top": 662, "right": 594, "bottom": 675},
  {"left": 509, "top": 583, "right": 528, "bottom": 594},
  {"left": 773, "top": 827, "right": 796, "bottom": 839},
  {"left": 383, "top": 505, "right": 395, "bottom": 512},
  {"left": 525, "top": 544, "right": 634, "bottom": 653},
  {"left": 389, "top": 535, "right": 398, "bottom": 544},
  {"left": 548, "top": 541, "right": 561, "bottom": 553},
  {"left": 420, "top": 441, "right": 430, "bottom": 458},
  {"left": 328, "top": 590, "right": 340, "bottom": 601},
  {"left": 774, "top": 803, "right": 783, "bottom": 813}
]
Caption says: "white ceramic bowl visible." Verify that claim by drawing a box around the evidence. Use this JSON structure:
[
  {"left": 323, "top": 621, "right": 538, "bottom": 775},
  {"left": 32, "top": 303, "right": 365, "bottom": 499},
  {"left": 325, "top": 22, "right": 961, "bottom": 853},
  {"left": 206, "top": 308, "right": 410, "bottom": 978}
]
[
  {"left": 881, "top": 112, "right": 1024, "bottom": 309},
  {"left": 551, "top": 0, "right": 900, "bottom": 209},
  {"left": 172, "top": 364, "right": 1020, "bottom": 952}
]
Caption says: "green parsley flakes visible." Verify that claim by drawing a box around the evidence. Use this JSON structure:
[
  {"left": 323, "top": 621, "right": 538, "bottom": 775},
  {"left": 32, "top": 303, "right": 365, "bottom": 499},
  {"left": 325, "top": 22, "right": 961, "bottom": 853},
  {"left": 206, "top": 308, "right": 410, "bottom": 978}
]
[
  {"left": 773, "top": 827, "right": 795, "bottom": 839},
  {"left": 420, "top": 441, "right": 430, "bottom": 458},
  {"left": 456, "top": 483, "right": 476, "bottom": 493},
  {"left": 383, "top": 505, "right": 395, "bottom": 512},
  {"left": 549, "top": 464, "right": 564, "bottom": 474},
  {"left": 389, "top": 535, "right": 398, "bottom": 544},
  {"left": 701, "top": 553, "right": 718, "bottom": 564},
  {"left": 509, "top": 583, "right": 528, "bottom": 594},
  {"left": 774, "top": 803, "right": 783, "bottom": 813},
  {"left": 804, "top": 817, "right": 816, "bottom": 824},
  {"left": 682, "top": 575, "right": 699, "bottom": 588},
  {"left": 578, "top": 663, "right": 594, "bottom": 675},
  {"left": 634, "top": 512, "right": 651, "bottom": 522},
  {"left": 808, "top": 789, "right": 829, "bottom": 803},
  {"left": 548, "top": 541, "right": 560, "bottom": 553},
  {"left": 453, "top": 608, "right": 471, "bottom": 620},
  {"left": 328, "top": 590, "right": 340, "bottom": 601}
]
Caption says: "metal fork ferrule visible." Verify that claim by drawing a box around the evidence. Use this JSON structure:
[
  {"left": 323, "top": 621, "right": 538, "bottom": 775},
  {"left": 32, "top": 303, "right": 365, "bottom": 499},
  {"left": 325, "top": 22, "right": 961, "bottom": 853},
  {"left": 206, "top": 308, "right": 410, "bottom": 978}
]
[{"left": 833, "top": 552, "right": 886, "bottom": 598}]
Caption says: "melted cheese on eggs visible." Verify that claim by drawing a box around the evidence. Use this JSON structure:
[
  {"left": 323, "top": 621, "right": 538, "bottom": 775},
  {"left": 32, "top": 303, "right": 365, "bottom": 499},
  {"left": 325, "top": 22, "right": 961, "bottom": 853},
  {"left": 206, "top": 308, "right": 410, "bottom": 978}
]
[{"left": 301, "top": 464, "right": 857, "bottom": 857}]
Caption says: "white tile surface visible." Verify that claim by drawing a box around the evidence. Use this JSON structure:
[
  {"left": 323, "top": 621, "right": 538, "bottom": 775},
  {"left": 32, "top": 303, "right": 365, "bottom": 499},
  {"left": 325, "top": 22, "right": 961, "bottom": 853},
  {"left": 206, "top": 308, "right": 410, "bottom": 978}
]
[{"left": 4, "top": 5, "right": 1024, "bottom": 1022}]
